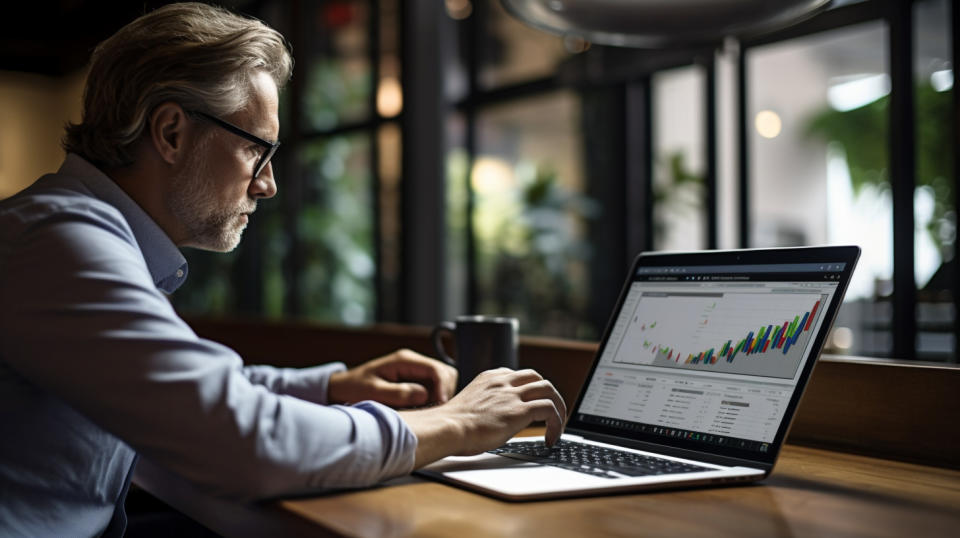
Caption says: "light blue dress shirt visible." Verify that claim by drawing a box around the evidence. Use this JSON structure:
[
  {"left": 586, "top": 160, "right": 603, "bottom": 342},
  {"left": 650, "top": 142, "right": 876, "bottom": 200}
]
[{"left": 0, "top": 155, "right": 417, "bottom": 537}]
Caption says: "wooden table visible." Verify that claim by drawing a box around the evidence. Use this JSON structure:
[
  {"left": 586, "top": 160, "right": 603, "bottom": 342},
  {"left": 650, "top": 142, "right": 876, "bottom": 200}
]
[{"left": 134, "top": 431, "right": 960, "bottom": 538}]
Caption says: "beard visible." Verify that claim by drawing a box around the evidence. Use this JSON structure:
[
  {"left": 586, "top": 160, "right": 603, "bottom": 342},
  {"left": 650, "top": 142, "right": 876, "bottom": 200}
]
[{"left": 167, "top": 149, "right": 255, "bottom": 253}]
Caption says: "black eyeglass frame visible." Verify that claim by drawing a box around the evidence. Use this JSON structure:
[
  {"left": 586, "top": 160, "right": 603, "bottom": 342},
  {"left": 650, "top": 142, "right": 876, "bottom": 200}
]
[{"left": 188, "top": 110, "right": 280, "bottom": 180}]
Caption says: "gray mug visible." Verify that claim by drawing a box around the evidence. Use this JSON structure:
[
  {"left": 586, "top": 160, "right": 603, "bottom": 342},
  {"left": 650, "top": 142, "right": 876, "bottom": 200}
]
[{"left": 431, "top": 315, "right": 519, "bottom": 391}]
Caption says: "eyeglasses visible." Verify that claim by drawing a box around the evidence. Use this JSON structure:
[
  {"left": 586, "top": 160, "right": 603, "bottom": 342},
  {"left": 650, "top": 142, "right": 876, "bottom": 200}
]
[{"left": 188, "top": 110, "right": 280, "bottom": 180}]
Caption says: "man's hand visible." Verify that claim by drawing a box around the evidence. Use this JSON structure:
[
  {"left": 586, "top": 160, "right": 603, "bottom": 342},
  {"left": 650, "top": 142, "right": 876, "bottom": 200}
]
[
  {"left": 399, "top": 368, "right": 567, "bottom": 468},
  {"left": 328, "top": 349, "right": 458, "bottom": 408}
]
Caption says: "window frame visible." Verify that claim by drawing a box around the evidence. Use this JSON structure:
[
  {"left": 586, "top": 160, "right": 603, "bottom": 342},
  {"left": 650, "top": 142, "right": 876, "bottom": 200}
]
[
  {"left": 222, "top": 0, "right": 958, "bottom": 362},
  {"left": 737, "top": 0, "right": 956, "bottom": 361},
  {"left": 449, "top": 0, "right": 957, "bottom": 361}
]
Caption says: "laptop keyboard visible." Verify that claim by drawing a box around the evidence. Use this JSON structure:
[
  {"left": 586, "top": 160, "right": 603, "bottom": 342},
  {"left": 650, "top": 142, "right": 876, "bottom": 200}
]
[{"left": 488, "top": 440, "right": 711, "bottom": 479}]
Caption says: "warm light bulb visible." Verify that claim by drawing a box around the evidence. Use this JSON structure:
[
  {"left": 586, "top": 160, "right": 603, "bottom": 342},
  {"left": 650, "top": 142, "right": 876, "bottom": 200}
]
[
  {"left": 470, "top": 158, "right": 514, "bottom": 195},
  {"left": 755, "top": 110, "right": 782, "bottom": 139},
  {"left": 376, "top": 77, "right": 403, "bottom": 118}
]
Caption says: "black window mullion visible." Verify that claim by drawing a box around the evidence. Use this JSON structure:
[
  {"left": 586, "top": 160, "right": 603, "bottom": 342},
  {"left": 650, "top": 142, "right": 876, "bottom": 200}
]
[
  {"left": 399, "top": 0, "right": 446, "bottom": 324},
  {"left": 464, "top": 0, "right": 481, "bottom": 315},
  {"left": 702, "top": 53, "right": 718, "bottom": 250},
  {"left": 284, "top": 0, "right": 306, "bottom": 317},
  {"left": 889, "top": 0, "right": 917, "bottom": 360},
  {"left": 736, "top": 41, "right": 749, "bottom": 248},
  {"left": 370, "top": 0, "right": 384, "bottom": 321},
  {"left": 625, "top": 78, "right": 653, "bottom": 256},
  {"left": 953, "top": 0, "right": 960, "bottom": 363}
]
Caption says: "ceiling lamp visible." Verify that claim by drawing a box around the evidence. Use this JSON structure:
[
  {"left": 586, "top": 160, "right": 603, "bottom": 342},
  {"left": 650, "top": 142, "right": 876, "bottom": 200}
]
[{"left": 500, "top": 0, "right": 832, "bottom": 48}]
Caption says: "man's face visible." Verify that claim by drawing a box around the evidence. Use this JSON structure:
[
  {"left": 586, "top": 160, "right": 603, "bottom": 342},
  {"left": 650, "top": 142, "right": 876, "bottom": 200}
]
[{"left": 169, "top": 71, "right": 279, "bottom": 252}]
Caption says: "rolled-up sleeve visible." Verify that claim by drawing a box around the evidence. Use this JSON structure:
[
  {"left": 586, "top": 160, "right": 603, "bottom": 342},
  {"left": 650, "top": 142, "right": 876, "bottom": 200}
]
[
  {"left": 0, "top": 205, "right": 417, "bottom": 500},
  {"left": 242, "top": 362, "right": 346, "bottom": 405}
]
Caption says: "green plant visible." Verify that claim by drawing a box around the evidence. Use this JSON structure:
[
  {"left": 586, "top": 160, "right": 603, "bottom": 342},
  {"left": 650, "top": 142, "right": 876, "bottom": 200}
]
[
  {"left": 805, "top": 84, "right": 954, "bottom": 257},
  {"left": 476, "top": 166, "right": 599, "bottom": 338},
  {"left": 652, "top": 151, "right": 704, "bottom": 246}
]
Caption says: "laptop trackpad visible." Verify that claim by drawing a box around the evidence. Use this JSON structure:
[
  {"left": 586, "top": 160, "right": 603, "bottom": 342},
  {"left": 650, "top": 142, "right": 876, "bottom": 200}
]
[{"left": 423, "top": 452, "right": 542, "bottom": 473}]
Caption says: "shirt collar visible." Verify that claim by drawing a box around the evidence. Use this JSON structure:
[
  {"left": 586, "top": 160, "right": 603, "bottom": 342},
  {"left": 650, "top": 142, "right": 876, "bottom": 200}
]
[{"left": 59, "top": 154, "right": 189, "bottom": 294}]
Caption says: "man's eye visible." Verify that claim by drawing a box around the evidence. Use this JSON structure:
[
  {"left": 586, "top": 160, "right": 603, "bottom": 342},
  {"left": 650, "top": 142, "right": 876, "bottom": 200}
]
[{"left": 248, "top": 145, "right": 262, "bottom": 157}]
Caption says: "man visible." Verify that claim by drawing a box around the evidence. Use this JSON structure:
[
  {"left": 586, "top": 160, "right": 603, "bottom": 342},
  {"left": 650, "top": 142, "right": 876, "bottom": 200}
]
[{"left": 0, "top": 3, "right": 565, "bottom": 536}]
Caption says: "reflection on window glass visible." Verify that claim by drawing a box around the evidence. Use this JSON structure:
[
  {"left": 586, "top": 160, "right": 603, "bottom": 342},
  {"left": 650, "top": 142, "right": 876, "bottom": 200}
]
[
  {"left": 302, "top": 1, "right": 371, "bottom": 130},
  {"left": 477, "top": 0, "right": 573, "bottom": 88},
  {"left": 378, "top": 122, "right": 402, "bottom": 320},
  {"left": 748, "top": 21, "right": 892, "bottom": 357},
  {"left": 473, "top": 91, "right": 596, "bottom": 338},
  {"left": 446, "top": 113, "right": 469, "bottom": 318},
  {"left": 260, "top": 198, "right": 288, "bottom": 318},
  {"left": 914, "top": 0, "right": 954, "bottom": 361},
  {"left": 653, "top": 65, "right": 706, "bottom": 252},
  {"left": 298, "top": 134, "right": 374, "bottom": 324}
]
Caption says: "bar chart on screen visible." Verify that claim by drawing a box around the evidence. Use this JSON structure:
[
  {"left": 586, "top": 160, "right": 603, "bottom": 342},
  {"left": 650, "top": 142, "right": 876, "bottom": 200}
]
[{"left": 610, "top": 290, "right": 829, "bottom": 379}]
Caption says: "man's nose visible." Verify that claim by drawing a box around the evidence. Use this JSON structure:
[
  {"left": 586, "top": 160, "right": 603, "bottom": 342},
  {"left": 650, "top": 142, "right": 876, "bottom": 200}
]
[{"left": 250, "top": 163, "right": 277, "bottom": 199}]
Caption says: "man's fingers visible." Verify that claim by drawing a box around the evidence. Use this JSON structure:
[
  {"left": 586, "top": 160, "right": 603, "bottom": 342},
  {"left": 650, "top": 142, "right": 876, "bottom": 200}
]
[
  {"left": 385, "top": 359, "right": 442, "bottom": 385},
  {"left": 374, "top": 379, "right": 429, "bottom": 407},
  {"left": 507, "top": 368, "right": 543, "bottom": 387},
  {"left": 513, "top": 378, "right": 567, "bottom": 421},
  {"left": 509, "top": 376, "right": 567, "bottom": 446},
  {"left": 380, "top": 351, "right": 457, "bottom": 403},
  {"left": 527, "top": 399, "right": 565, "bottom": 446}
]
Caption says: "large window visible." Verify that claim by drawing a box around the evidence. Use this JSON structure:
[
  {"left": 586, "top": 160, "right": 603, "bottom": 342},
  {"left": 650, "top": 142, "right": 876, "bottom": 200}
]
[
  {"left": 652, "top": 65, "right": 707, "bottom": 252},
  {"left": 170, "top": 0, "right": 957, "bottom": 362},
  {"left": 468, "top": 92, "right": 594, "bottom": 337},
  {"left": 173, "top": 0, "right": 402, "bottom": 324},
  {"left": 446, "top": 0, "right": 631, "bottom": 339},
  {"left": 297, "top": 134, "right": 375, "bottom": 323},
  {"left": 746, "top": 21, "right": 893, "bottom": 357}
]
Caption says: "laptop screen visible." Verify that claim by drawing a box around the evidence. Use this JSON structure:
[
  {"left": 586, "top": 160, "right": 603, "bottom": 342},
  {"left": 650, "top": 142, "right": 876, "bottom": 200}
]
[{"left": 570, "top": 247, "right": 858, "bottom": 465}]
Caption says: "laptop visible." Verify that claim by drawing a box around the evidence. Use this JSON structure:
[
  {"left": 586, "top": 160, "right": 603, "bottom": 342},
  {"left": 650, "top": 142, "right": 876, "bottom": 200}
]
[{"left": 418, "top": 245, "right": 860, "bottom": 500}]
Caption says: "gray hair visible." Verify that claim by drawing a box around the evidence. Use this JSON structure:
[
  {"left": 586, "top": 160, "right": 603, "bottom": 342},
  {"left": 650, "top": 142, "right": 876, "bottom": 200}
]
[{"left": 62, "top": 2, "right": 293, "bottom": 168}]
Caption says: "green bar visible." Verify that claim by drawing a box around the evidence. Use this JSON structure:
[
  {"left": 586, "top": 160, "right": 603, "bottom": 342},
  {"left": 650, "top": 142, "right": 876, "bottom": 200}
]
[{"left": 788, "top": 315, "right": 800, "bottom": 338}]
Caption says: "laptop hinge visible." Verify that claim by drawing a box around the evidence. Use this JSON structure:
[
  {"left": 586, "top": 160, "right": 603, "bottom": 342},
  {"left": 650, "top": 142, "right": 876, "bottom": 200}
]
[{"left": 566, "top": 428, "right": 775, "bottom": 471}]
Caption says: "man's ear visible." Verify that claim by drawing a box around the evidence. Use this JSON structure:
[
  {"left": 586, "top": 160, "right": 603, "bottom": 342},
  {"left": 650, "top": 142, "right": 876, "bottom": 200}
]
[{"left": 148, "top": 102, "right": 189, "bottom": 166}]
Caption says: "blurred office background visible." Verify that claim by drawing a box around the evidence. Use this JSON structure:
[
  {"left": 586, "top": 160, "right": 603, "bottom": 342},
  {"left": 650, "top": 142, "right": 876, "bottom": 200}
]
[{"left": 0, "top": 0, "right": 956, "bottom": 363}]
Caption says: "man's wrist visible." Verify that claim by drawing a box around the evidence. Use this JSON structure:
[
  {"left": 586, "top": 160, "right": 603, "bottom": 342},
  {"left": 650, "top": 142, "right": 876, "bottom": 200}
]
[
  {"left": 327, "top": 370, "right": 347, "bottom": 403},
  {"left": 398, "top": 407, "right": 465, "bottom": 468}
]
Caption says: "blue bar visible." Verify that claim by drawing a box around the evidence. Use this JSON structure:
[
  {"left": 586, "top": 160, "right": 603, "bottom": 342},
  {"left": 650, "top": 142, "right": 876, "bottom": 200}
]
[
  {"left": 797, "top": 312, "right": 810, "bottom": 338},
  {"left": 771, "top": 326, "right": 781, "bottom": 346},
  {"left": 760, "top": 324, "right": 773, "bottom": 352}
]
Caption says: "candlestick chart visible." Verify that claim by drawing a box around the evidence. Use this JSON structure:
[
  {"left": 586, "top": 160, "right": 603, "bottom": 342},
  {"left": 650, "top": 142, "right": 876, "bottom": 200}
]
[{"left": 610, "top": 291, "right": 829, "bottom": 379}]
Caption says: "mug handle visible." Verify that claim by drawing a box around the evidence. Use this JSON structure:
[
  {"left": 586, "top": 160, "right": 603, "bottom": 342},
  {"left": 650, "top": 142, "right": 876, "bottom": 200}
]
[{"left": 430, "top": 321, "right": 457, "bottom": 366}]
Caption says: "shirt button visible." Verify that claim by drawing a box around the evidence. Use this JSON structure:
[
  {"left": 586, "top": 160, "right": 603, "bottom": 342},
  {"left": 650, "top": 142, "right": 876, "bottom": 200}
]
[{"left": 176, "top": 269, "right": 184, "bottom": 278}]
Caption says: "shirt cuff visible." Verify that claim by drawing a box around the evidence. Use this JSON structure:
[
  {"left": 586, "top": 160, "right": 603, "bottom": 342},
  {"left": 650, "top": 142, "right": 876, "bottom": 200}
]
[{"left": 348, "top": 401, "right": 418, "bottom": 479}]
